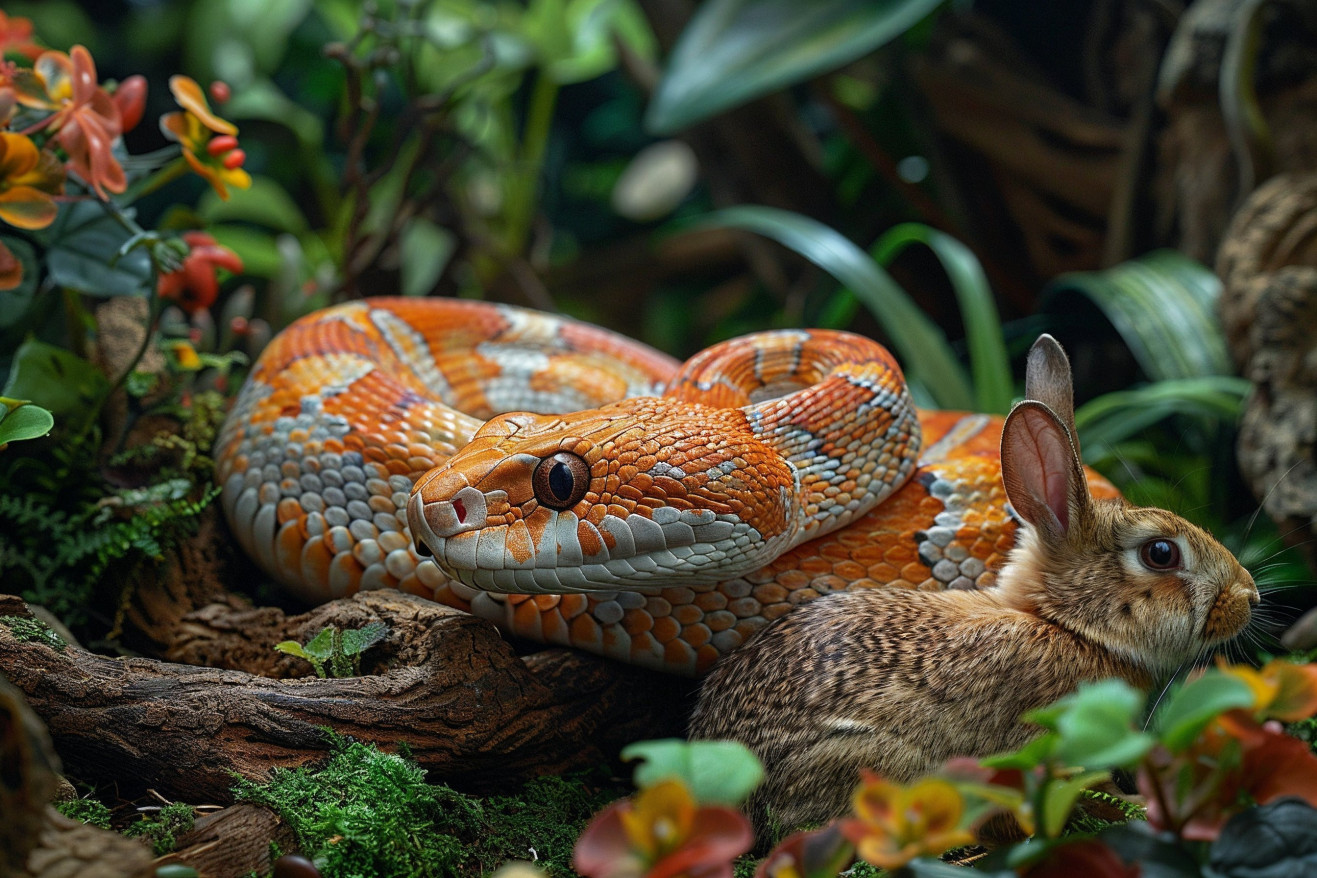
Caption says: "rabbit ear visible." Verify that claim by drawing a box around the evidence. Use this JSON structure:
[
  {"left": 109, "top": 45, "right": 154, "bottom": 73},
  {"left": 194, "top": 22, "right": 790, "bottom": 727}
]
[
  {"left": 1024, "top": 334, "right": 1079, "bottom": 456},
  {"left": 1001, "top": 400, "right": 1089, "bottom": 540}
]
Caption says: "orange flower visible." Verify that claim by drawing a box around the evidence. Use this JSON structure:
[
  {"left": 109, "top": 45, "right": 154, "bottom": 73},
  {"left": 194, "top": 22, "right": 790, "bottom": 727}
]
[
  {"left": 0, "top": 131, "right": 63, "bottom": 228},
  {"left": 840, "top": 773, "right": 975, "bottom": 870},
  {"left": 157, "top": 231, "right": 243, "bottom": 314},
  {"left": 1220, "top": 658, "right": 1317, "bottom": 722},
  {"left": 112, "top": 74, "right": 147, "bottom": 134},
  {"left": 0, "top": 12, "right": 42, "bottom": 62},
  {"left": 574, "top": 779, "right": 753, "bottom": 878},
  {"left": 16, "top": 46, "right": 125, "bottom": 197},
  {"left": 159, "top": 76, "right": 250, "bottom": 200}
]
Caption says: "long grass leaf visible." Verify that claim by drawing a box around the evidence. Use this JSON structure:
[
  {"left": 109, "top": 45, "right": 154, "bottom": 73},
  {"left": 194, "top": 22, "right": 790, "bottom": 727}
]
[
  {"left": 1073, "top": 376, "right": 1250, "bottom": 459},
  {"left": 692, "top": 206, "right": 974, "bottom": 409},
  {"left": 871, "top": 222, "right": 1012, "bottom": 413}
]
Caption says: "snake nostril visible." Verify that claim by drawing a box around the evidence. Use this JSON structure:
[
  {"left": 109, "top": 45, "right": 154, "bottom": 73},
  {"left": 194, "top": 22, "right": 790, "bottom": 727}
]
[
  {"left": 454, "top": 497, "right": 467, "bottom": 524},
  {"left": 415, "top": 540, "right": 433, "bottom": 557}
]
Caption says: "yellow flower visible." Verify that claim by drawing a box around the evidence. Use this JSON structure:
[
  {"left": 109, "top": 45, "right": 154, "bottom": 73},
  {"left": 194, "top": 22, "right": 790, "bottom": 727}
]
[
  {"left": 159, "top": 75, "right": 250, "bottom": 200},
  {"left": 1220, "top": 657, "right": 1317, "bottom": 722},
  {"left": 0, "top": 131, "right": 63, "bottom": 229},
  {"left": 841, "top": 773, "right": 976, "bottom": 870}
]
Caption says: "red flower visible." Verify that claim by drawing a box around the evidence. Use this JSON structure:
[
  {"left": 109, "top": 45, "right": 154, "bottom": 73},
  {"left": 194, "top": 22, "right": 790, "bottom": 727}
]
[
  {"left": 112, "top": 74, "right": 147, "bottom": 134},
  {"left": 574, "top": 779, "right": 753, "bottom": 878},
  {"left": 157, "top": 231, "right": 243, "bottom": 314}
]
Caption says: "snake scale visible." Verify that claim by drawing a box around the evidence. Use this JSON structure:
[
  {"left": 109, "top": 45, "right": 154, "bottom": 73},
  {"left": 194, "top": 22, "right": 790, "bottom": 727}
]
[{"left": 217, "top": 297, "right": 1117, "bottom": 675}]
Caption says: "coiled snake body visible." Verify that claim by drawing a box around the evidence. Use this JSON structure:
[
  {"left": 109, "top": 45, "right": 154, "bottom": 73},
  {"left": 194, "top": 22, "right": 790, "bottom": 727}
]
[{"left": 218, "top": 298, "right": 1109, "bottom": 675}]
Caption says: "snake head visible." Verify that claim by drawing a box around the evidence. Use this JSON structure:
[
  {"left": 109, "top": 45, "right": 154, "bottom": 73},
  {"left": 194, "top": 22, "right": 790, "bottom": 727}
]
[{"left": 407, "top": 399, "right": 800, "bottom": 594}]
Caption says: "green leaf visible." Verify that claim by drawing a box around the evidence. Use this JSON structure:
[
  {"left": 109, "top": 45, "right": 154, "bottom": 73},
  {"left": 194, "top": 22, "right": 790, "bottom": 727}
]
[
  {"left": 198, "top": 175, "right": 310, "bottom": 234},
  {"left": 274, "top": 641, "right": 313, "bottom": 661},
  {"left": 400, "top": 219, "right": 455, "bottom": 298},
  {"left": 1155, "top": 672, "right": 1256, "bottom": 752},
  {"left": 1026, "top": 680, "right": 1154, "bottom": 771},
  {"left": 979, "top": 733, "right": 1057, "bottom": 771},
  {"left": 1, "top": 338, "right": 110, "bottom": 421},
  {"left": 0, "top": 400, "right": 55, "bottom": 446},
  {"left": 340, "top": 622, "right": 389, "bottom": 657},
  {"left": 1041, "top": 770, "right": 1111, "bottom": 838},
  {"left": 622, "top": 738, "right": 764, "bottom": 806},
  {"left": 689, "top": 206, "right": 973, "bottom": 408},
  {"left": 44, "top": 201, "right": 153, "bottom": 297},
  {"left": 1042, "top": 250, "right": 1229, "bottom": 380},
  {"left": 646, "top": 0, "right": 944, "bottom": 133},
  {"left": 871, "top": 222, "right": 1012, "bottom": 413},
  {"left": 1073, "top": 376, "right": 1250, "bottom": 461},
  {"left": 301, "top": 627, "right": 336, "bottom": 662},
  {"left": 1209, "top": 798, "right": 1317, "bottom": 877}
]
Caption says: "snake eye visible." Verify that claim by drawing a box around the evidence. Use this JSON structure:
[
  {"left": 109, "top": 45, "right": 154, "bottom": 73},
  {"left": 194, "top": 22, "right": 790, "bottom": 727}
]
[
  {"left": 532, "top": 452, "right": 590, "bottom": 510},
  {"left": 1139, "top": 538, "right": 1182, "bottom": 571}
]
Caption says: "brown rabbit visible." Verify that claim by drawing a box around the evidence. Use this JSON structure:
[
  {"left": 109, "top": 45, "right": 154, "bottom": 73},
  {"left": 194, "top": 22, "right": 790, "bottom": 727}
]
[{"left": 688, "top": 334, "right": 1259, "bottom": 836}]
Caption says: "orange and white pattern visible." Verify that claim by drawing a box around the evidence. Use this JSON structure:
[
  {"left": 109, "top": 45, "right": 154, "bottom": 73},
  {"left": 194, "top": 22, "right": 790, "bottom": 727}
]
[{"left": 217, "top": 298, "right": 1117, "bottom": 675}]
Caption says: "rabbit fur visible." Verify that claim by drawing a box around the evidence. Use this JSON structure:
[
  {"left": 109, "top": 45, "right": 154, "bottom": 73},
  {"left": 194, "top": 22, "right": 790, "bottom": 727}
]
[{"left": 688, "top": 334, "right": 1259, "bottom": 836}]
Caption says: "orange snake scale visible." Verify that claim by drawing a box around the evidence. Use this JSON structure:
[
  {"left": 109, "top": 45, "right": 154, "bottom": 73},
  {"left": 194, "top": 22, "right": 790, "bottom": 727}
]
[{"left": 216, "top": 298, "right": 1116, "bottom": 675}]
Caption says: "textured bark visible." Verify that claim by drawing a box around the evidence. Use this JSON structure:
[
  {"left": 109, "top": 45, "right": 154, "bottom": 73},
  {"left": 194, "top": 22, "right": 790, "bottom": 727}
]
[
  {"left": 159, "top": 804, "right": 298, "bottom": 878},
  {"left": 0, "top": 591, "right": 689, "bottom": 804}
]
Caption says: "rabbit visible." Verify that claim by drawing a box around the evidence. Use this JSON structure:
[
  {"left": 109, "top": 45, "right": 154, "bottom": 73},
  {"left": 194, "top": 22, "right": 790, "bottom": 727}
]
[{"left": 687, "top": 334, "right": 1259, "bottom": 837}]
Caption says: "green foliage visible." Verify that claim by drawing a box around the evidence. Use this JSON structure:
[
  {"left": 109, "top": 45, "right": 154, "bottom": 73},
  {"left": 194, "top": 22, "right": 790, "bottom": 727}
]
[
  {"left": 124, "top": 802, "right": 196, "bottom": 856},
  {"left": 0, "top": 398, "right": 54, "bottom": 447},
  {"left": 646, "top": 0, "right": 944, "bottom": 133},
  {"left": 233, "top": 732, "right": 622, "bottom": 878},
  {"left": 55, "top": 796, "right": 114, "bottom": 829},
  {"left": 0, "top": 615, "right": 65, "bottom": 650},
  {"left": 622, "top": 738, "right": 764, "bottom": 806},
  {"left": 275, "top": 622, "right": 389, "bottom": 678},
  {"left": 1153, "top": 673, "right": 1256, "bottom": 753}
]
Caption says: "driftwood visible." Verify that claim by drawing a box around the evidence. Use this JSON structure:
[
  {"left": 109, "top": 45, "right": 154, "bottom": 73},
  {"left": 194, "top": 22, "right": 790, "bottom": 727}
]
[{"left": 0, "top": 590, "right": 690, "bottom": 805}]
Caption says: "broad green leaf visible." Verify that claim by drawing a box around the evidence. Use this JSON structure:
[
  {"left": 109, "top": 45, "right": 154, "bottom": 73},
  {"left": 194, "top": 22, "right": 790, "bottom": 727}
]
[
  {"left": 646, "top": 0, "right": 944, "bottom": 133},
  {"left": 44, "top": 201, "right": 153, "bottom": 297},
  {"left": 208, "top": 226, "right": 287, "bottom": 278},
  {"left": 340, "top": 622, "right": 389, "bottom": 657},
  {"left": 0, "top": 400, "right": 54, "bottom": 446},
  {"left": 1025, "top": 680, "right": 1154, "bottom": 771},
  {"left": 1, "top": 338, "right": 109, "bottom": 421},
  {"left": 1042, "top": 250, "right": 1229, "bottom": 380},
  {"left": 1155, "top": 672, "right": 1256, "bottom": 752},
  {"left": 871, "top": 222, "right": 1011, "bottom": 413},
  {"left": 1041, "top": 770, "right": 1111, "bottom": 838},
  {"left": 302, "top": 627, "right": 337, "bottom": 662},
  {"left": 400, "top": 219, "right": 456, "bottom": 298},
  {"left": 979, "top": 732, "right": 1057, "bottom": 770},
  {"left": 1074, "top": 376, "right": 1250, "bottom": 461},
  {"left": 198, "top": 176, "right": 310, "bottom": 235},
  {"left": 690, "top": 206, "right": 973, "bottom": 409},
  {"left": 1209, "top": 797, "right": 1317, "bottom": 876},
  {"left": 274, "top": 641, "right": 314, "bottom": 662},
  {"left": 622, "top": 738, "right": 764, "bottom": 806}
]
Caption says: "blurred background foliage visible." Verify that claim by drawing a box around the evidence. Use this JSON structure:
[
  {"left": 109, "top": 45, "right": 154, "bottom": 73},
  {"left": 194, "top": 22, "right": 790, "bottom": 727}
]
[{"left": 2, "top": 0, "right": 1315, "bottom": 638}]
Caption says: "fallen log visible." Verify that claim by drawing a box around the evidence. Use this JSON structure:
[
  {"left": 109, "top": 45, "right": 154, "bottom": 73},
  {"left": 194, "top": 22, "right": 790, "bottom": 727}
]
[{"left": 0, "top": 590, "right": 690, "bottom": 803}]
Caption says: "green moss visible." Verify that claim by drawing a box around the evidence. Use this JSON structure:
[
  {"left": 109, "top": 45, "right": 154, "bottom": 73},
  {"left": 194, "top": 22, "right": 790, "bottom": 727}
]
[
  {"left": 1, "top": 615, "right": 65, "bottom": 650},
  {"left": 55, "top": 796, "right": 113, "bottom": 829},
  {"left": 124, "top": 801, "right": 196, "bottom": 855},
  {"left": 233, "top": 732, "right": 625, "bottom": 878}
]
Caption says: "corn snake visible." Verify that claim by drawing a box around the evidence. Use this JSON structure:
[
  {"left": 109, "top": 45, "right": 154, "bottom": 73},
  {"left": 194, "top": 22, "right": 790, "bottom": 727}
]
[{"left": 217, "top": 298, "right": 1116, "bottom": 675}]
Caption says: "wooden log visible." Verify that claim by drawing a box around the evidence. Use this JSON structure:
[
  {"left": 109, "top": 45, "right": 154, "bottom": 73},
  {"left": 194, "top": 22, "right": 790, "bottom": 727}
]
[{"left": 0, "top": 591, "right": 689, "bottom": 803}]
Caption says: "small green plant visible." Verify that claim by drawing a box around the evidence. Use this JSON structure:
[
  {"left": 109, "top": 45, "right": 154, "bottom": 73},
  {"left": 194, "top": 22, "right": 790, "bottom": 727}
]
[
  {"left": 123, "top": 801, "right": 196, "bottom": 856},
  {"left": 275, "top": 622, "right": 390, "bottom": 678},
  {"left": 234, "top": 732, "right": 625, "bottom": 878},
  {"left": 54, "top": 796, "right": 113, "bottom": 829}
]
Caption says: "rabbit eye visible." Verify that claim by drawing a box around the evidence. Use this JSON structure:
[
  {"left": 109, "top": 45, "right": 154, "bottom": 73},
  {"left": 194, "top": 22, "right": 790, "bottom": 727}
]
[
  {"left": 1139, "top": 538, "right": 1182, "bottom": 570},
  {"left": 532, "top": 452, "right": 590, "bottom": 510}
]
